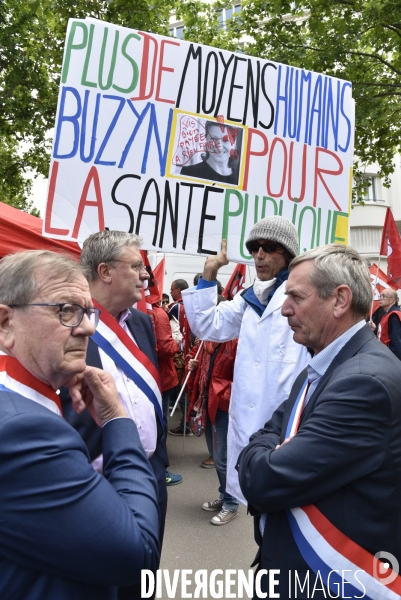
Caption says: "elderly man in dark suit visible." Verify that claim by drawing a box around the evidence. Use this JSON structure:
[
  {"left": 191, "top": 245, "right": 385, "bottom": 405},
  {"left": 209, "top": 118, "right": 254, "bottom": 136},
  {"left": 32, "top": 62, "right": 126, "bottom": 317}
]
[
  {"left": 61, "top": 230, "right": 168, "bottom": 600},
  {"left": 0, "top": 250, "right": 159, "bottom": 600},
  {"left": 238, "top": 244, "right": 401, "bottom": 599}
]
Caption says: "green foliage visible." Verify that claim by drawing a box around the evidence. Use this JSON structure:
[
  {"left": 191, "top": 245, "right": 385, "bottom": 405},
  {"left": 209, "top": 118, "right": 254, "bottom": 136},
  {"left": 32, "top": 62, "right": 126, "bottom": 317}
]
[
  {"left": 0, "top": 0, "right": 179, "bottom": 214},
  {"left": 2, "top": 0, "right": 401, "bottom": 211},
  {"left": 228, "top": 0, "right": 401, "bottom": 188}
]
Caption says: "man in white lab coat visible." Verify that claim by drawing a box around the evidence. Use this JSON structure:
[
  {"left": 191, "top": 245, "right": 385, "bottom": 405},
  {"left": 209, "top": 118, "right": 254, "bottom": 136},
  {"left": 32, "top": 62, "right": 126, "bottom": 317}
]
[{"left": 182, "top": 216, "right": 309, "bottom": 504}]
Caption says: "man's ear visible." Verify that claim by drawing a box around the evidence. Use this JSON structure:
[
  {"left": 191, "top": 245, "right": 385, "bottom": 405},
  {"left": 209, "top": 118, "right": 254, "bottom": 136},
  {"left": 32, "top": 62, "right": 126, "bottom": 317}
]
[
  {"left": 0, "top": 305, "right": 15, "bottom": 349},
  {"left": 96, "top": 262, "right": 113, "bottom": 284},
  {"left": 332, "top": 285, "right": 353, "bottom": 318}
]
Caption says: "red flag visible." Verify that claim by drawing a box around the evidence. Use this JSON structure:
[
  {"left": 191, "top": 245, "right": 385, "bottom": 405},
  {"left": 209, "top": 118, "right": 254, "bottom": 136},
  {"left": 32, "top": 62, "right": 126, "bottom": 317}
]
[
  {"left": 153, "top": 258, "right": 165, "bottom": 297},
  {"left": 135, "top": 251, "right": 162, "bottom": 331},
  {"left": 380, "top": 208, "right": 401, "bottom": 288},
  {"left": 222, "top": 263, "right": 246, "bottom": 300},
  {"left": 369, "top": 263, "right": 396, "bottom": 313}
]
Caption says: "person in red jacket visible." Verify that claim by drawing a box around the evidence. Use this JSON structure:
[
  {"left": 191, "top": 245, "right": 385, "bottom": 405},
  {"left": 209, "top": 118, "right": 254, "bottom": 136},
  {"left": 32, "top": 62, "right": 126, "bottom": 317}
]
[
  {"left": 187, "top": 332, "right": 239, "bottom": 525},
  {"left": 152, "top": 301, "right": 183, "bottom": 486}
]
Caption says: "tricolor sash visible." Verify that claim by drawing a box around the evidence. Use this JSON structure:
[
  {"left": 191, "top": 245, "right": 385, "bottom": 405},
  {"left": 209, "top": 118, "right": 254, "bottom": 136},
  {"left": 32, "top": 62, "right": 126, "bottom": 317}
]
[
  {"left": 0, "top": 355, "right": 62, "bottom": 416},
  {"left": 91, "top": 300, "right": 163, "bottom": 423},
  {"left": 286, "top": 380, "right": 401, "bottom": 599},
  {"left": 285, "top": 377, "right": 309, "bottom": 438}
]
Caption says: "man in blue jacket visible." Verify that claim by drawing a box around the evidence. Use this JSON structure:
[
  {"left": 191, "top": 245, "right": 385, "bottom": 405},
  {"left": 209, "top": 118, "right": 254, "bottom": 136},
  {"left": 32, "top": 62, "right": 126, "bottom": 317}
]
[{"left": 0, "top": 250, "right": 159, "bottom": 600}]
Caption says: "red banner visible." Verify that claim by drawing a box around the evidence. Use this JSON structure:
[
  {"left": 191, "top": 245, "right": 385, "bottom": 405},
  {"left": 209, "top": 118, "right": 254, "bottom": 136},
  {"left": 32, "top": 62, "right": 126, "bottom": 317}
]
[
  {"left": 369, "top": 263, "right": 395, "bottom": 313},
  {"left": 222, "top": 264, "right": 246, "bottom": 300},
  {"left": 380, "top": 208, "right": 401, "bottom": 288}
]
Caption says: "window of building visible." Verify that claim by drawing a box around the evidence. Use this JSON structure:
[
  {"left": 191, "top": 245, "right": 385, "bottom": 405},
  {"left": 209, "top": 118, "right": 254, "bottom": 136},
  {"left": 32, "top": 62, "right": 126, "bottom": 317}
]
[
  {"left": 217, "top": 4, "right": 242, "bottom": 30},
  {"left": 353, "top": 175, "right": 383, "bottom": 203},
  {"left": 169, "top": 25, "right": 184, "bottom": 38}
]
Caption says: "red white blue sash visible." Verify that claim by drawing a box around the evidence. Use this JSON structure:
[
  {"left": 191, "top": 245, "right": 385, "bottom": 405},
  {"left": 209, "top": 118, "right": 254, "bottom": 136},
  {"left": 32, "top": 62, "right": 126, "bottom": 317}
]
[
  {"left": 90, "top": 300, "right": 163, "bottom": 423},
  {"left": 286, "top": 378, "right": 401, "bottom": 599},
  {"left": 0, "top": 354, "right": 63, "bottom": 416},
  {"left": 285, "top": 377, "right": 309, "bottom": 438}
]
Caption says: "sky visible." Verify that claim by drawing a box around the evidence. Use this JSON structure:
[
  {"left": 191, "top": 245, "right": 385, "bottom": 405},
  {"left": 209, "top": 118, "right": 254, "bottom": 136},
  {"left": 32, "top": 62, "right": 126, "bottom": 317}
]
[{"left": 30, "top": 174, "right": 48, "bottom": 217}]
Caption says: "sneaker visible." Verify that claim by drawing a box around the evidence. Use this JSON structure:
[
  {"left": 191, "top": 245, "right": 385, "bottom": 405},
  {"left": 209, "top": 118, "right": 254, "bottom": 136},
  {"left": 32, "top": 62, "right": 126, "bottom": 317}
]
[
  {"left": 202, "top": 498, "right": 224, "bottom": 512},
  {"left": 169, "top": 426, "right": 193, "bottom": 436},
  {"left": 165, "top": 470, "right": 183, "bottom": 486},
  {"left": 211, "top": 507, "right": 238, "bottom": 526}
]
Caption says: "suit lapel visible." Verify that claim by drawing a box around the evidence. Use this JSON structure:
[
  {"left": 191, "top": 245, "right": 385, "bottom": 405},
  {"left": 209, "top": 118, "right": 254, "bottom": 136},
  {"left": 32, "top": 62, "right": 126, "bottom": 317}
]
[
  {"left": 300, "top": 325, "right": 375, "bottom": 423},
  {"left": 125, "top": 311, "right": 157, "bottom": 369}
]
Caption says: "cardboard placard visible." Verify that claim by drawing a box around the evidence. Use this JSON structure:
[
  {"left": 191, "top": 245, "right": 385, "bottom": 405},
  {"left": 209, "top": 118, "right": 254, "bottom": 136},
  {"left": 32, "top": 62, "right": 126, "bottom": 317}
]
[{"left": 44, "top": 17, "right": 354, "bottom": 261}]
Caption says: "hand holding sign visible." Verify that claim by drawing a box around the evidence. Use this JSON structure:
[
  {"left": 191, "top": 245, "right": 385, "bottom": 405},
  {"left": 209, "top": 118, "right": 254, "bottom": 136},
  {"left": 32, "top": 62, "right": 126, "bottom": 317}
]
[{"left": 202, "top": 239, "right": 229, "bottom": 281}]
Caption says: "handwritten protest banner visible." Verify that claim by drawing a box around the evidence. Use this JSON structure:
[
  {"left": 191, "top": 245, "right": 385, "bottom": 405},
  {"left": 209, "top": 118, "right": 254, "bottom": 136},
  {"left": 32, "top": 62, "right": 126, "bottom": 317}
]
[{"left": 43, "top": 17, "right": 354, "bottom": 262}]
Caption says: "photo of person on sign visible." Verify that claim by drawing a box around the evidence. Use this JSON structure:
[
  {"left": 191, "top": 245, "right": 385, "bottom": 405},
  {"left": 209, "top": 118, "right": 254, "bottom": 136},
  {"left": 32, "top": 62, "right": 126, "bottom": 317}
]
[{"left": 180, "top": 120, "right": 242, "bottom": 186}]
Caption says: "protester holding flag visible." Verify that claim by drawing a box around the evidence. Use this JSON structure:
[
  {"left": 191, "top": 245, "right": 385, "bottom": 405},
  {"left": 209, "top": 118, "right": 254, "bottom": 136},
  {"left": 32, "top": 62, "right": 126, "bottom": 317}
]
[
  {"left": 238, "top": 244, "right": 401, "bottom": 598},
  {"left": 60, "top": 231, "right": 168, "bottom": 600},
  {"left": 377, "top": 288, "right": 401, "bottom": 359},
  {"left": 182, "top": 216, "right": 309, "bottom": 504},
  {"left": 168, "top": 279, "right": 192, "bottom": 436}
]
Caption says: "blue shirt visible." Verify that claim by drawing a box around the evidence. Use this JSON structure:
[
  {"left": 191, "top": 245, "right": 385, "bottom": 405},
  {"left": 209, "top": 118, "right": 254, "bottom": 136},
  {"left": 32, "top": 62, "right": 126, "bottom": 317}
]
[{"left": 305, "top": 320, "right": 366, "bottom": 405}]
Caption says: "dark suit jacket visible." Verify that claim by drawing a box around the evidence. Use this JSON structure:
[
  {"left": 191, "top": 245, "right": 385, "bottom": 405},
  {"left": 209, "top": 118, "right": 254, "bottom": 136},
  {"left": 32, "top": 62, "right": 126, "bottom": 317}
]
[
  {"left": 238, "top": 325, "right": 401, "bottom": 598},
  {"left": 0, "top": 390, "right": 159, "bottom": 600},
  {"left": 61, "top": 308, "right": 168, "bottom": 546}
]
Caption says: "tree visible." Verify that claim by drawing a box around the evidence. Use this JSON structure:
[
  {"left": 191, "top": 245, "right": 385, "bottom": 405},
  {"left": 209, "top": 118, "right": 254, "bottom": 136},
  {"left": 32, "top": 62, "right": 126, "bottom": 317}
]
[
  {"left": 178, "top": 0, "right": 401, "bottom": 195},
  {"left": 1, "top": 0, "right": 178, "bottom": 214},
  {"left": 3, "top": 0, "right": 401, "bottom": 210}
]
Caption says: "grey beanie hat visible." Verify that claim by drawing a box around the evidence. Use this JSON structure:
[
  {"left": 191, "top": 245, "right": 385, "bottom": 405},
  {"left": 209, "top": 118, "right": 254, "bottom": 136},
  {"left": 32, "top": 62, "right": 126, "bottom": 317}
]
[{"left": 246, "top": 216, "right": 299, "bottom": 257}]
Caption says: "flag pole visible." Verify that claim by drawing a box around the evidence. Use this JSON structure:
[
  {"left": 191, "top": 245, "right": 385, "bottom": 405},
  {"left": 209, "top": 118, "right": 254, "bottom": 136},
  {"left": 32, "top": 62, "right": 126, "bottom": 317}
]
[{"left": 170, "top": 340, "right": 204, "bottom": 417}]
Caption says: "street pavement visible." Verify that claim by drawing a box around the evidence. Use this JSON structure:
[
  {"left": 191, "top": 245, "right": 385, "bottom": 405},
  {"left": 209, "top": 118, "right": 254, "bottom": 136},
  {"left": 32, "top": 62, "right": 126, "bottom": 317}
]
[{"left": 156, "top": 411, "right": 257, "bottom": 599}]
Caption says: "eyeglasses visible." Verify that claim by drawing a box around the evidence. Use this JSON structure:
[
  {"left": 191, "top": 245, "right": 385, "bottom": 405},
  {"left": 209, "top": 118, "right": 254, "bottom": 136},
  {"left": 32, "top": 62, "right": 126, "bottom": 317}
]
[
  {"left": 110, "top": 259, "right": 146, "bottom": 273},
  {"left": 245, "top": 240, "right": 284, "bottom": 254},
  {"left": 380, "top": 295, "right": 394, "bottom": 300},
  {"left": 162, "top": 300, "right": 169, "bottom": 305},
  {"left": 8, "top": 303, "right": 101, "bottom": 328}
]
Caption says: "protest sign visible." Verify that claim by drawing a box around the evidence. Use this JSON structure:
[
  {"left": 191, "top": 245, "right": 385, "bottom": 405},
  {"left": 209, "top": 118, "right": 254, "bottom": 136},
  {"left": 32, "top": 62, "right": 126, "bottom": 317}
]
[{"left": 43, "top": 17, "right": 354, "bottom": 262}]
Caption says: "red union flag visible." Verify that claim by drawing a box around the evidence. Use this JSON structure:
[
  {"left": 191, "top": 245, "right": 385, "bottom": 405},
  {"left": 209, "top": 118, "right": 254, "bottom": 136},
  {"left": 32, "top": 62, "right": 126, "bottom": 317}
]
[
  {"left": 222, "top": 264, "right": 247, "bottom": 300},
  {"left": 369, "top": 263, "right": 395, "bottom": 313},
  {"left": 380, "top": 208, "right": 401, "bottom": 288}
]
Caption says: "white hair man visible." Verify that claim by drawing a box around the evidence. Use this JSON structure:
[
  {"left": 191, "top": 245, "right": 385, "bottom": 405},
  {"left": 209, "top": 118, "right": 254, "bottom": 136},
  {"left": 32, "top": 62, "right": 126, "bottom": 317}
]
[
  {"left": 0, "top": 250, "right": 159, "bottom": 600},
  {"left": 377, "top": 287, "right": 401, "bottom": 359}
]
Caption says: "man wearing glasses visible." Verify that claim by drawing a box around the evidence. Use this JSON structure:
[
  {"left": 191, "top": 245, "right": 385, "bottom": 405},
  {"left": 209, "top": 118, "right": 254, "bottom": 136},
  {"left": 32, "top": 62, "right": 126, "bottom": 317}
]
[
  {"left": 0, "top": 250, "right": 159, "bottom": 600},
  {"left": 182, "top": 216, "right": 309, "bottom": 507},
  {"left": 61, "top": 230, "right": 169, "bottom": 600},
  {"left": 377, "top": 288, "right": 401, "bottom": 359}
]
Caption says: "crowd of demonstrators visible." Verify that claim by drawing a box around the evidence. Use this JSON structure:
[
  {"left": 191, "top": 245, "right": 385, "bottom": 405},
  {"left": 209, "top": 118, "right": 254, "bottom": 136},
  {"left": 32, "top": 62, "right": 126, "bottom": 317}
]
[
  {"left": 376, "top": 288, "right": 401, "bottom": 359},
  {"left": 182, "top": 215, "right": 310, "bottom": 504},
  {"left": 167, "top": 279, "right": 193, "bottom": 436},
  {"left": 0, "top": 250, "right": 160, "bottom": 600},
  {"left": 5, "top": 229, "right": 401, "bottom": 600},
  {"left": 238, "top": 245, "right": 401, "bottom": 598},
  {"left": 60, "top": 231, "right": 169, "bottom": 600},
  {"left": 186, "top": 305, "right": 239, "bottom": 526}
]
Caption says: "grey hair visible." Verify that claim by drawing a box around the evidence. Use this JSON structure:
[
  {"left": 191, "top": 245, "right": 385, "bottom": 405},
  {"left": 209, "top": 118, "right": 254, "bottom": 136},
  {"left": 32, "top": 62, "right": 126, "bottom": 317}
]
[
  {"left": 0, "top": 250, "right": 86, "bottom": 306},
  {"left": 172, "top": 279, "right": 189, "bottom": 291},
  {"left": 289, "top": 244, "right": 373, "bottom": 317},
  {"left": 80, "top": 230, "right": 144, "bottom": 282}
]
